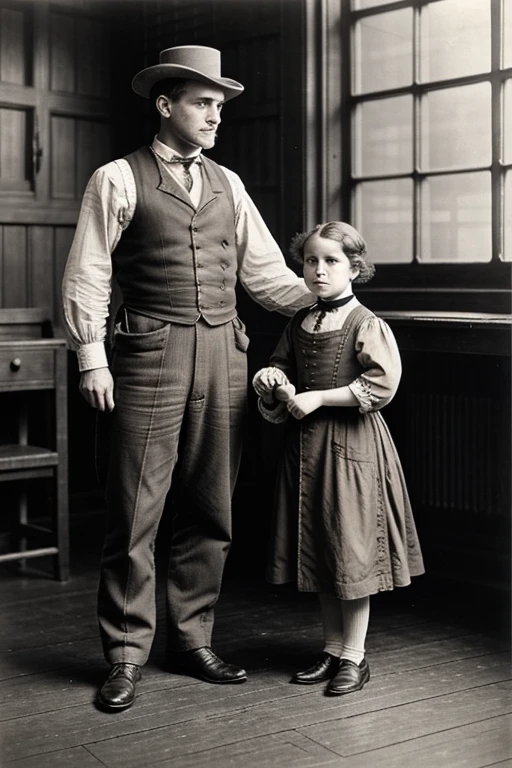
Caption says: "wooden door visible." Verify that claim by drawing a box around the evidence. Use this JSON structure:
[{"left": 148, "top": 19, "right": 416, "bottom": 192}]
[{"left": 0, "top": 0, "right": 114, "bottom": 329}]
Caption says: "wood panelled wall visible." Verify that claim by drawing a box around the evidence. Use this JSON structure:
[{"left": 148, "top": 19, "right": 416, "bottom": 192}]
[
  {"left": 0, "top": 1, "right": 120, "bottom": 330},
  {"left": 0, "top": 225, "right": 73, "bottom": 316},
  {"left": 0, "top": 0, "right": 145, "bottom": 504}
]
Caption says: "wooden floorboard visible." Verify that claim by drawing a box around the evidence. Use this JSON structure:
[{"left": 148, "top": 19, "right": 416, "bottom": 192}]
[
  {"left": 314, "top": 715, "right": 512, "bottom": 768},
  {"left": 3, "top": 746, "right": 106, "bottom": 768},
  {"left": 0, "top": 518, "right": 510, "bottom": 768}
]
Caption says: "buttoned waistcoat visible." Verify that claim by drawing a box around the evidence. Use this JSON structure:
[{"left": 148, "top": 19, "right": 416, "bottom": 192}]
[{"left": 112, "top": 146, "right": 238, "bottom": 325}]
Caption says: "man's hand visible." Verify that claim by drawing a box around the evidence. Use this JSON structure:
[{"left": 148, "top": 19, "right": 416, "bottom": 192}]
[
  {"left": 286, "top": 390, "right": 323, "bottom": 419},
  {"left": 79, "top": 367, "right": 115, "bottom": 411}
]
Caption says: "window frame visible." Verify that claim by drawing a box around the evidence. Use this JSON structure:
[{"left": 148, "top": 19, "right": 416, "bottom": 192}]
[{"left": 314, "top": 0, "right": 511, "bottom": 313}]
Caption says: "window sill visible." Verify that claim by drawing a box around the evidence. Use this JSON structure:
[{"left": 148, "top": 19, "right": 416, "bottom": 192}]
[
  {"left": 377, "top": 311, "right": 512, "bottom": 356},
  {"left": 377, "top": 310, "right": 511, "bottom": 327}
]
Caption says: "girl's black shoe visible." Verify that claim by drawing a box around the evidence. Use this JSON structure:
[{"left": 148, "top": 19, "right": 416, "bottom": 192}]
[
  {"left": 291, "top": 652, "right": 340, "bottom": 684},
  {"left": 325, "top": 657, "right": 370, "bottom": 695}
]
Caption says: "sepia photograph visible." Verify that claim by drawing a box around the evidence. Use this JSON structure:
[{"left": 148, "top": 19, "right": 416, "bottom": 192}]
[{"left": 0, "top": 0, "right": 510, "bottom": 766}]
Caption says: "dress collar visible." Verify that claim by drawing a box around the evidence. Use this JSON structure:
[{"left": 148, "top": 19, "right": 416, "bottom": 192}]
[{"left": 315, "top": 294, "right": 354, "bottom": 311}]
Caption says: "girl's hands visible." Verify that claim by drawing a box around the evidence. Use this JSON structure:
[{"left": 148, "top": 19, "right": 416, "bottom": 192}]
[
  {"left": 252, "top": 367, "right": 290, "bottom": 403},
  {"left": 252, "top": 368, "right": 324, "bottom": 418},
  {"left": 275, "top": 383, "right": 296, "bottom": 402},
  {"left": 285, "top": 390, "right": 324, "bottom": 419}
]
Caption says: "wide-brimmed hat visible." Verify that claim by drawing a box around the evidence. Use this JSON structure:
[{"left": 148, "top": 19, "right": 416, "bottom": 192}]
[{"left": 132, "top": 45, "right": 244, "bottom": 101}]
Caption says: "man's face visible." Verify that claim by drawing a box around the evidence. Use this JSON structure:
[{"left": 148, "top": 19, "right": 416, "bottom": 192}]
[{"left": 161, "top": 82, "right": 225, "bottom": 155}]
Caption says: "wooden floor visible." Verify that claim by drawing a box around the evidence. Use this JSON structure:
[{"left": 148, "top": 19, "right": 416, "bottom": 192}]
[{"left": 1, "top": 515, "right": 511, "bottom": 768}]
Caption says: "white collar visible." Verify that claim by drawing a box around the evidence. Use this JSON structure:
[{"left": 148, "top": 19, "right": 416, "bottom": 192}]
[{"left": 152, "top": 136, "right": 202, "bottom": 163}]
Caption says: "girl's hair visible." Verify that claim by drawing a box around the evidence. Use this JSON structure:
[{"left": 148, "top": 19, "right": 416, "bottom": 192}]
[{"left": 289, "top": 221, "right": 375, "bottom": 284}]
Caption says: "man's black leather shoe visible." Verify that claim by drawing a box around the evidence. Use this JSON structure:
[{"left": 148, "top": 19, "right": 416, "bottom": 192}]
[
  {"left": 325, "top": 657, "right": 370, "bottom": 696},
  {"left": 291, "top": 652, "right": 340, "bottom": 685},
  {"left": 97, "top": 663, "right": 141, "bottom": 711},
  {"left": 168, "top": 647, "right": 247, "bottom": 684}
]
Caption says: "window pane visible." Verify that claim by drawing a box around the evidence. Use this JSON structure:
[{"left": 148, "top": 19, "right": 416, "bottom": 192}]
[
  {"left": 353, "top": 9, "right": 413, "bottom": 95},
  {"left": 353, "top": 96, "right": 413, "bottom": 177},
  {"left": 504, "top": 79, "right": 512, "bottom": 165},
  {"left": 420, "top": 83, "right": 492, "bottom": 171},
  {"left": 420, "top": 172, "right": 491, "bottom": 263},
  {"left": 504, "top": 0, "right": 512, "bottom": 69},
  {"left": 419, "top": 0, "right": 491, "bottom": 82},
  {"left": 353, "top": 179, "right": 413, "bottom": 263},
  {"left": 505, "top": 171, "right": 512, "bottom": 262}
]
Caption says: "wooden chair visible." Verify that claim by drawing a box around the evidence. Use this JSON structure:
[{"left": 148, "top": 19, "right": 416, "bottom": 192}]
[{"left": 0, "top": 308, "right": 69, "bottom": 580}]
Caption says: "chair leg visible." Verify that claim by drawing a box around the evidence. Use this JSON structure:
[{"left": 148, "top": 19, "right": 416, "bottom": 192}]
[{"left": 54, "top": 470, "right": 69, "bottom": 582}]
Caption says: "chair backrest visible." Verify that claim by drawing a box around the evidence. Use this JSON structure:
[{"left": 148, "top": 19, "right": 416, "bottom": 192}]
[{"left": 0, "top": 308, "right": 53, "bottom": 340}]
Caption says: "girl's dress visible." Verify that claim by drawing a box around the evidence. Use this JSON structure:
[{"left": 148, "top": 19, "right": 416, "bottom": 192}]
[{"left": 260, "top": 298, "right": 424, "bottom": 600}]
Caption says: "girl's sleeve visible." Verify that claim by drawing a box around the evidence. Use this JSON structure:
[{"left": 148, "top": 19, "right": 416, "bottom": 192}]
[
  {"left": 348, "top": 315, "right": 402, "bottom": 412},
  {"left": 257, "top": 397, "right": 288, "bottom": 424}
]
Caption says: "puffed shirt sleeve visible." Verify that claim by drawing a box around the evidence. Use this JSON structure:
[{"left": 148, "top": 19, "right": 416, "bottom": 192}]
[
  {"left": 61, "top": 160, "right": 134, "bottom": 371},
  {"left": 348, "top": 315, "right": 402, "bottom": 412},
  {"left": 219, "top": 167, "right": 314, "bottom": 315}
]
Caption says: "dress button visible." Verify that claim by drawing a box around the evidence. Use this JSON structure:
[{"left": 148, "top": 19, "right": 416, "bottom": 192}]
[
  {"left": 219, "top": 300, "right": 225, "bottom": 306},
  {"left": 196, "top": 245, "right": 201, "bottom": 250},
  {"left": 220, "top": 283, "right": 226, "bottom": 290},
  {"left": 192, "top": 226, "right": 198, "bottom": 232}
]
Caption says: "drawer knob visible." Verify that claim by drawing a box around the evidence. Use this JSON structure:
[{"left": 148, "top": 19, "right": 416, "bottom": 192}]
[{"left": 10, "top": 357, "right": 22, "bottom": 372}]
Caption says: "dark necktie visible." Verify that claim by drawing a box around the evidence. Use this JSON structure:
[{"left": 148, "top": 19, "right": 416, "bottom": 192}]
[
  {"left": 167, "top": 157, "right": 195, "bottom": 192},
  {"left": 150, "top": 147, "right": 196, "bottom": 192}
]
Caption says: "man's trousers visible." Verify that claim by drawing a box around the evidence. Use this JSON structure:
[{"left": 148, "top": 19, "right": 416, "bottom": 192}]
[{"left": 97, "top": 315, "right": 249, "bottom": 666}]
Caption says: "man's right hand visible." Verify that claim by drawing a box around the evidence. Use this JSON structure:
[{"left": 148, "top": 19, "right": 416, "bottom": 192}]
[{"left": 79, "top": 367, "right": 115, "bottom": 411}]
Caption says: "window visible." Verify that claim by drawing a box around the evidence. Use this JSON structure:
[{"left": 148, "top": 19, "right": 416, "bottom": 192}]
[
  {"left": 346, "top": 0, "right": 510, "bottom": 266},
  {"left": 328, "top": 0, "right": 512, "bottom": 310}
]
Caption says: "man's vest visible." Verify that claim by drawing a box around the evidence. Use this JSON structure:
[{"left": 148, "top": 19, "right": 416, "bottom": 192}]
[{"left": 112, "top": 146, "right": 238, "bottom": 325}]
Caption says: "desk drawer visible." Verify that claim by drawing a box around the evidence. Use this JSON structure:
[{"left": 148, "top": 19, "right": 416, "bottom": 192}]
[{"left": 0, "top": 347, "right": 55, "bottom": 388}]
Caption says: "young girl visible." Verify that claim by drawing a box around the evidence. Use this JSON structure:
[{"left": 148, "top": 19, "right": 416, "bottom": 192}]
[{"left": 253, "top": 221, "right": 424, "bottom": 696}]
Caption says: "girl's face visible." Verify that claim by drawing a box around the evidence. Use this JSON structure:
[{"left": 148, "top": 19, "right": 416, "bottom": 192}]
[{"left": 303, "top": 232, "right": 359, "bottom": 300}]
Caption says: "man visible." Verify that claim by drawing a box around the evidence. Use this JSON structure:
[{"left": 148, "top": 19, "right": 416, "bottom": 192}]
[{"left": 62, "top": 45, "right": 312, "bottom": 712}]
